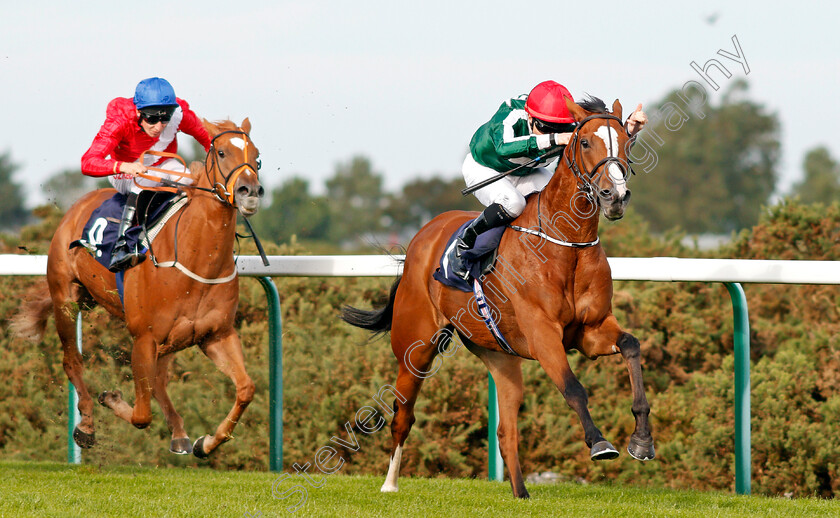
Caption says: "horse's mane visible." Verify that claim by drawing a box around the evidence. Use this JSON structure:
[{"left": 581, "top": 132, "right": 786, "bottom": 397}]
[{"left": 577, "top": 96, "right": 608, "bottom": 114}]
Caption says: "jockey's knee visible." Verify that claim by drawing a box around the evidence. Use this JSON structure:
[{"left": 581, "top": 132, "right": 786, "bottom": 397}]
[{"left": 494, "top": 195, "right": 526, "bottom": 217}]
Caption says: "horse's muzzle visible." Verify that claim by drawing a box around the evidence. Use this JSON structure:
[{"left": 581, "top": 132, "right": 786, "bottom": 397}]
[
  {"left": 236, "top": 184, "right": 264, "bottom": 217},
  {"left": 603, "top": 189, "right": 631, "bottom": 221}
]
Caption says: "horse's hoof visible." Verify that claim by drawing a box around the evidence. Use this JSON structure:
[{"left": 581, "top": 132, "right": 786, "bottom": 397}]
[
  {"left": 193, "top": 436, "right": 210, "bottom": 459},
  {"left": 628, "top": 436, "right": 655, "bottom": 461},
  {"left": 590, "top": 440, "right": 619, "bottom": 460},
  {"left": 170, "top": 437, "right": 193, "bottom": 455},
  {"left": 380, "top": 484, "right": 398, "bottom": 493},
  {"left": 72, "top": 427, "right": 96, "bottom": 449},
  {"left": 513, "top": 488, "right": 531, "bottom": 499},
  {"left": 97, "top": 390, "right": 122, "bottom": 407}
]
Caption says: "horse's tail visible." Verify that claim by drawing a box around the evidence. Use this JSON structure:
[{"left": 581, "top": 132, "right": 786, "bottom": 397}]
[
  {"left": 9, "top": 282, "right": 54, "bottom": 342},
  {"left": 341, "top": 276, "right": 401, "bottom": 338}
]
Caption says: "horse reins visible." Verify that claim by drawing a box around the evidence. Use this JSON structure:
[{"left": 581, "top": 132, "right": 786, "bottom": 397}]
[
  {"left": 564, "top": 113, "right": 630, "bottom": 201},
  {"left": 143, "top": 127, "right": 270, "bottom": 281},
  {"left": 563, "top": 113, "right": 628, "bottom": 203},
  {"left": 134, "top": 128, "right": 259, "bottom": 208},
  {"left": 508, "top": 114, "right": 628, "bottom": 250}
]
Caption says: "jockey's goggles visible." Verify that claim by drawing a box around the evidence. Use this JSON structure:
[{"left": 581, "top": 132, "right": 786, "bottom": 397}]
[
  {"left": 532, "top": 119, "right": 577, "bottom": 135},
  {"left": 140, "top": 107, "right": 175, "bottom": 125}
]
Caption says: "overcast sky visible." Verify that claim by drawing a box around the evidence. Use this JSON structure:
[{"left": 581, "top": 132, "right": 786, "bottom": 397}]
[{"left": 1, "top": 0, "right": 838, "bottom": 208}]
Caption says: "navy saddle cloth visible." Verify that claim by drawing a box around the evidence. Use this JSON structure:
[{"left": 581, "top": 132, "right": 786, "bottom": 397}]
[
  {"left": 432, "top": 222, "right": 506, "bottom": 292},
  {"left": 70, "top": 191, "right": 177, "bottom": 270}
]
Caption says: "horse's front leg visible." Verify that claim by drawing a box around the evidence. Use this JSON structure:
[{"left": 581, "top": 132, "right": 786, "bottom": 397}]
[
  {"left": 192, "top": 328, "right": 254, "bottom": 458},
  {"left": 99, "top": 333, "right": 157, "bottom": 429},
  {"left": 153, "top": 353, "right": 192, "bottom": 454},
  {"left": 579, "top": 316, "right": 655, "bottom": 461},
  {"left": 527, "top": 321, "right": 618, "bottom": 460}
]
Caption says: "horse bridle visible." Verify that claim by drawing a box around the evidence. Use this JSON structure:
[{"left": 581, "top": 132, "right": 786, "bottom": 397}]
[
  {"left": 523, "top": 112, "right": 630, "bottom": 248},
  {"left": 563, "top": 113, "right": 630, "bottom": 201},
  {"left": 205, "top": 129, "right": 260, "bottom": 206}
]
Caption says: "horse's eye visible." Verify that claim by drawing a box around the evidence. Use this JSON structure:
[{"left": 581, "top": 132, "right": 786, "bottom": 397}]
[
  {"left": 256, "top": 156, "right": 262, "bottom": 170},
  {"left": 218, "top": 149, "right": 226, "bottom": 158},
  {"left": 581, "top": 139, "right": 590, "bottom": 149}
]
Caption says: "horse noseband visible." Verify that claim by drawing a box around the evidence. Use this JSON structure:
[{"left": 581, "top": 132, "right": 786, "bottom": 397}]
[
  {"left": 207, "top": 129, "right": 259, "bottom": 206},
  {"left": 564, "top": 113, "right": 629, "bottom": 198}
]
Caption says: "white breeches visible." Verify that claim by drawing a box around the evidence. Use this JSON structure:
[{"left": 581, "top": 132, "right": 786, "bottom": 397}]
[{"left": 462, "top": 153, "right": 552, "bottom": 217}]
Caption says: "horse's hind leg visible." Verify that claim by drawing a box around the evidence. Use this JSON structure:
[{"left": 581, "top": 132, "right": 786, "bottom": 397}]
[
  {"left": 192, "top": 330, "right": 254, "bottom": 458},
  {"left": 466, "top": 344, "right": 529, "bottom": 498},
  {"left": 153, "top": 353, "right": 192, "bottom": 454},
  {"left": 380, "top": 319, "right": 448, "bottom": 493},
  {"left": 52, "top": 282, "right": 97, "bottom": 448}
]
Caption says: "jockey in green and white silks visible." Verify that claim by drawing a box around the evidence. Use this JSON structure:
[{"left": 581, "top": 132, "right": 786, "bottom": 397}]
[
  {"left": 444, "top": 80, "right": 648, "bottom": 281},
  {"left": 465, "top": 94, "right": 573, "bottom": 214},
  {"left": 444, "top": 81, "right": 577, "bottom": 281}
]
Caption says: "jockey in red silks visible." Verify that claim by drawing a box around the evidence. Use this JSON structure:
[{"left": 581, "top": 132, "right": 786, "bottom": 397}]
[
  {"left": 81, "top": 77, "right": 212, "bottom": 272},
  {"left": 444, "top": 80, "right": 648, "bottom": 281}
]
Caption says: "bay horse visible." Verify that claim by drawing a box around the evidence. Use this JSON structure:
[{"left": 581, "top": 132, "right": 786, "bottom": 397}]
[
  {"left": 12, "top": 119, "right": 263, "bottom": 458},
  {"left": 342, "top": 97, "right": 655, "bottom": 498}
]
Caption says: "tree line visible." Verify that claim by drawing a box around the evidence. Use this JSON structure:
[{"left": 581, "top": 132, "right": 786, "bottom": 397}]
[{"left": 2, "top": 80, "right": 840, "bottom": 241}]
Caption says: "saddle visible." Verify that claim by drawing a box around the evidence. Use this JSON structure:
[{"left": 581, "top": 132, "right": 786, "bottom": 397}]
[
  {"left": 70, "top": 190, "right": 185, "bottom": 271},
  {"left": 433, "top": 223, "right": 507, "bottom": 292}
]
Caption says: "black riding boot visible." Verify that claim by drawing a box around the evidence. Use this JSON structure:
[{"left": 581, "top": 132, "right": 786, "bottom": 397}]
[
  {"left": 444, "top": 203, "right": 515, "bottom": 281},
  {"left": 108, "top": 192, "right": 145, "bottom": 272}
]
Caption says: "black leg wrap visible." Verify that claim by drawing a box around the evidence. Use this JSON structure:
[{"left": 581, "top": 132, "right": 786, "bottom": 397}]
[{"left": 617, "top": 333, "right": 641, "bottom": 359}]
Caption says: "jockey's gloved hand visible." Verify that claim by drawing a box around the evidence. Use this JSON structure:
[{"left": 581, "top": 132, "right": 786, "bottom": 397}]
[
  {"left": 625, "top": 103, "right": 647, "bottom": 136},
  {"left": 551, "top": 133, "right": 573, "bottom": 147}
]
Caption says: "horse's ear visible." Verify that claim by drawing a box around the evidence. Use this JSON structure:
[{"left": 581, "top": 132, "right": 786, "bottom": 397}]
[
  {"left": 565, "top": 96, "right": 587, "bottom": 122},
  {"left": 202, "top": 118, "right": 219, "bottom": 137},
  {"left": 240, "top": 117, "right": 251, "bottom": 134},
  {"left": 611, "top": 99, "right": 623, "bottom": 121}
]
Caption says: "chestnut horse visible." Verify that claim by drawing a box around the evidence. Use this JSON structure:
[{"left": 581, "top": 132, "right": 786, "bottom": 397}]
[
  {"left": 12, "top": 119, "right": 263, "bottom": 458},
  {"left": 342, "top": 97, "right": 655, "bottom": 498}
]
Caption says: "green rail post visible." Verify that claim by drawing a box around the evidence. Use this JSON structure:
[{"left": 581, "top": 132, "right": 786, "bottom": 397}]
[
  {"left": 257, "top": 276, "right": 283, "bottom": 472},
  {"left": 724, "top": 282, "right": 751, "bottom": 495},
  {"left": 488, "top": 373, "right": 504, "bottom": 481},
  {"left": 68, "top": 312, "right": 82, "bottom": 464}
]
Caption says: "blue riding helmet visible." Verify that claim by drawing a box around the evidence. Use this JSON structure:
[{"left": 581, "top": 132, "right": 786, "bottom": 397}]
[{"left": 133, "top": 77, "right": 178, "bottom": 109}]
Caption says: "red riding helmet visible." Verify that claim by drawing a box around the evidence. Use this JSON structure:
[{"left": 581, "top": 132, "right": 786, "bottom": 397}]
[{"left": 525, "top": 81, "right": 575, "bottom": 123}]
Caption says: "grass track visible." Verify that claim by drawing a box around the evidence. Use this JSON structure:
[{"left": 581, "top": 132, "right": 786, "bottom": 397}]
[{"left": 1, "top": 461, "right": 837, "bottom": 517}]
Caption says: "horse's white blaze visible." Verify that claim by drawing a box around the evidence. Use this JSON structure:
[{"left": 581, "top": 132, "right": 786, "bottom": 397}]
[
  {"left": 381, "top": 445, "right": 402, "bottom": 492},
  {"left": 229, "top": 137, "right": 246, "bottom": 150},
  {"left": 594, "top": 125, "right": 627, "bottom": 197}
]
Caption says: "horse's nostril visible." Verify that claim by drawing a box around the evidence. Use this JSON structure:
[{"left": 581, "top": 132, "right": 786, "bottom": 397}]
[
  {"left": 623, "top": 190, "right": 632, "bottom": 202},
  {"left": 257, "top": 186, "right": 265, "bottom": 198},
  {"left": 237, "top": 186, "right": 249, "bottom": 197}
]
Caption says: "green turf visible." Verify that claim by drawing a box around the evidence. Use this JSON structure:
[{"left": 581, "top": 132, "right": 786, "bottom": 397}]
[{"left": 1, "top": 461, "right": 837, "bottom": 517}]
